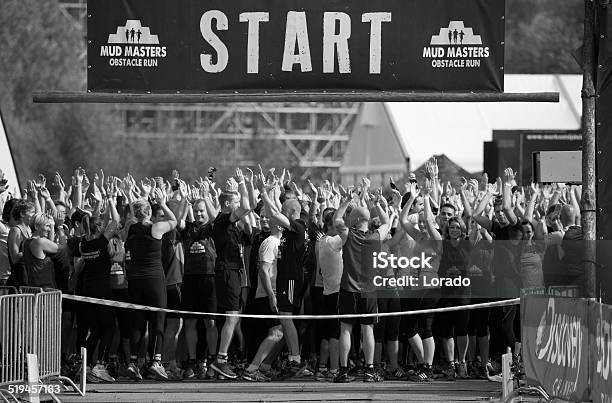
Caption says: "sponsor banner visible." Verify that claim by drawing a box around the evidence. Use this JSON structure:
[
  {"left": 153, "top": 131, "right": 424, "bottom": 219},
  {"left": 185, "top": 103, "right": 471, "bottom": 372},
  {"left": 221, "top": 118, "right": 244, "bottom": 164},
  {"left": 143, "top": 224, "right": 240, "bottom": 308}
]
[
  {"left": 590, "top": 302, "right": 612, "bottom": 403},
  {"left": 521, "top": 295, "right": 589, "bottom": 402},
  {"left": 87, "top": 0, "right": 505, "bottom": 92}
]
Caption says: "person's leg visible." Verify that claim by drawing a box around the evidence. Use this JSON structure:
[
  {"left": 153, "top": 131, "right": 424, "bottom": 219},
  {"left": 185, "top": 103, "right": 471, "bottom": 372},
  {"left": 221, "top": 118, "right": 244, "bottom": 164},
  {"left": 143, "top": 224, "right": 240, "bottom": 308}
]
[
  {"left": 339, "top": 321, "right": 353, "bottom": 367},
  {"left": 279, "top": 313, "right": 300, "bottom": 362},
  {"left": 212, "top": 270, "right": 241, "bottom": 378},
  {"left": 246, "top": 326, "right": 284, "bottom": 371}
]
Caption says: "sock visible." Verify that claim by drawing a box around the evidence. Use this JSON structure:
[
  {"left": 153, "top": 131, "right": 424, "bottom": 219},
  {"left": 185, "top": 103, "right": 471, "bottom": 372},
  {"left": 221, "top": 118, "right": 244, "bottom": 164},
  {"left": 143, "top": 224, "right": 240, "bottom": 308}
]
[
  {"left": 153, "top": 354, "right": 162, "bottom": 362},
  {"left": 288, "top": 355, "right": 301, "bottom": 364},
  {"left": 130, "top": 355, "right": 137, "bottom": 364},
  {"left": 217, "top": 353, "right": 228, "bottom": 363}
]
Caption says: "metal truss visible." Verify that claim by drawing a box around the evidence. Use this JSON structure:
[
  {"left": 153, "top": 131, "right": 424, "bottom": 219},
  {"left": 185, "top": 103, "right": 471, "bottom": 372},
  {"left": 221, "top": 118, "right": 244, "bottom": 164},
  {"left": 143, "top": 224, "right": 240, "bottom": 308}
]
[{"left": 116, "top": 102, "right": 360, "bottom": 178}]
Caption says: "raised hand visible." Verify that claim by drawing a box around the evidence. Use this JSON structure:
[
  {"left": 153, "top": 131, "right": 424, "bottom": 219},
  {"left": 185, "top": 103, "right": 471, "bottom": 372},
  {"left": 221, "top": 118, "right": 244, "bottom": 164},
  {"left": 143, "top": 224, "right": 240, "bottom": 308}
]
[
  {"left": 153, "top": 188, "right": 167, "bottom": 205},
  {"left": 361, "top": 177, "right": 371, "bottom": 190},
  {"left": 245, "top": 168, "right": 254, "bottom": 184},
  {"left": 235, "top": 168, "right": 245, "bottom": 184},
  {"left": 226, "top": 177, "right": 239, "bottom": 193},
  {"left": 480, "top": 173, "right": 489, "bottom": 192},
  {"left": 140, "top": 178, "right": 153, "bottom": 198},
  {"left": 409, "top": 182, "right": 420, "bottom": 198},
  {"left": 503, "top": 168, "right": 516, "bottom": 185}
]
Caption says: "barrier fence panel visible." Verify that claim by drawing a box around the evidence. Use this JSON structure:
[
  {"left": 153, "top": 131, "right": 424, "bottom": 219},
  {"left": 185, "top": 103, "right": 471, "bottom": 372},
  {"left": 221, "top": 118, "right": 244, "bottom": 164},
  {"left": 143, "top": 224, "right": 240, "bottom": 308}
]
[
  {"left": 19, "top": 287, "right": 43, "bottom": 295},
  {"left": 33, "top": 291, "right": 62, "bottom": 380},
  {"left": 0, "top": 294, "right": 35, "bottom": 388}
]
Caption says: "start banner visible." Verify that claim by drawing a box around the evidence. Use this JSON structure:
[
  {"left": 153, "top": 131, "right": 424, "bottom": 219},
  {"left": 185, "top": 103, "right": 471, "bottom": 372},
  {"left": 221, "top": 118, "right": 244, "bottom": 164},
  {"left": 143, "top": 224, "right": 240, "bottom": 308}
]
[
  {"left": 521, "top": 295, "right": 589, "bottom": 402},
  {"left": 86, "top": 0, "right": 505, "bottom": 92}
]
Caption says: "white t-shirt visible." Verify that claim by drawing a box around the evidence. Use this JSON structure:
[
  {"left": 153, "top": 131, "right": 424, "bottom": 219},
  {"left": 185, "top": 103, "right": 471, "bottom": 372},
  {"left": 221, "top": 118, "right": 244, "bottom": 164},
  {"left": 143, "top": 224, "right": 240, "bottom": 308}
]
[
  {"left": 255, "top": 235, "right": 280, "bottom": 299},
  {"left": 317, "top": 235, "right": 343, "bottom": 295}
]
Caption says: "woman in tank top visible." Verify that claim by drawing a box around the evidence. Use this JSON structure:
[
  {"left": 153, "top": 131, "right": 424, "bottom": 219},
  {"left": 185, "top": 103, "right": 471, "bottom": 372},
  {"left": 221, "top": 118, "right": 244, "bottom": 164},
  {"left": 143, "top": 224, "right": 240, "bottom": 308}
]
[
  {"left": 23, "top": 213, "right": 58, "bottom": 288},
  {"left": 124, "top": 188, "right": 177, "bottom": 381},
  {"left": 7, "top": 199, "right": 35, "bottom": 286}
]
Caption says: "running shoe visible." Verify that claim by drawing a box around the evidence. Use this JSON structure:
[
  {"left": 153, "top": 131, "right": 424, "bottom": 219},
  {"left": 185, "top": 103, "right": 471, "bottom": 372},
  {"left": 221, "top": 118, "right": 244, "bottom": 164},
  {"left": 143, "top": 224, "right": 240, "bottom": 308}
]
[
  {"left": 205, "top": 366, "right": 216, "bottom": 379},
  {"left": 386, "top": 367, "right": 405, "bottom": 380},
  {"left": 441, "top": 363, "right": 456, "bottom": 381},
  {"left": 278, "top": 360, "right": 302, "bottom": 379},
  {"left": 363, "top": 368, "right": 384, "bottom": 383},
  {"left": 294, "top": 364, "right": 314, "bottom": 378},
  {"left": 126, "top": 363, "right": 143, "bottom": 380},
  {"left": 91, "top": 364, "right": 116, "bottom": 383},
  {"left": 333, "top": 370, "right": 355, "bottom": 383},
  {"left": 456, "top": 361, "right": 469, "bottom": 379},
  {"left": 406, "top": 368, "right": 428, "bottom": 382},
  {"left": 117, "top": 363, "right": 132, "bottom": 380},
  {"left": 242, "top": 368, "right": 271, "bottom": 382},
  {"left": 183, "top": 365, "right": 195, "bottom": 379},
  {"left": 106, "top": 361, "right": 118, "bottom": 379},
  {"left": 148, "top": 361, "right": 169, "bottom": 381},
  {"left": 315, "top": 368, "right": 329, "bottom": 381},
  {"left": 85, "top": 366, "right": 101, "bottom": 383},
  {"left": 196, "top": 361, "right": 208, "bottom": 380},
  {"left": 210, "top": 359, "right": 238, "bottom": 379}
]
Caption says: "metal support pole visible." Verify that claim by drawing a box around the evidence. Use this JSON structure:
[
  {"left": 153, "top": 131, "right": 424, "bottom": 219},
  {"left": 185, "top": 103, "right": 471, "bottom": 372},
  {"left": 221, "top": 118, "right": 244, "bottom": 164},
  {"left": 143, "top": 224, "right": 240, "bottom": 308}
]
[{"left": 581, "top": 0, "right": 598, "bottom": 299}]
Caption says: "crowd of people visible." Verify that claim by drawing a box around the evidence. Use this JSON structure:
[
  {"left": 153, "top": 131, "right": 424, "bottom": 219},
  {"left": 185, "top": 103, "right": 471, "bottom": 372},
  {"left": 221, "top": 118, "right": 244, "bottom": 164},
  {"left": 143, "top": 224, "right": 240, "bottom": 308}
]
[{"left": 0, "top": 159, "right": 584, "bottom": 384}]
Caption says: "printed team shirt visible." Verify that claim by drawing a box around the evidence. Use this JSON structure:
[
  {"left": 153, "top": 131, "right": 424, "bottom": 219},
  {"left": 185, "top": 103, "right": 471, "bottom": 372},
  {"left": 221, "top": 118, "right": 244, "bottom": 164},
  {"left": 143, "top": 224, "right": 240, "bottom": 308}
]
[
  {"left": 255, "top": 235, "right": 280, "bottom": 299},
  {"left": 182, "top": 221, "right": 215, "bottom": 276}
]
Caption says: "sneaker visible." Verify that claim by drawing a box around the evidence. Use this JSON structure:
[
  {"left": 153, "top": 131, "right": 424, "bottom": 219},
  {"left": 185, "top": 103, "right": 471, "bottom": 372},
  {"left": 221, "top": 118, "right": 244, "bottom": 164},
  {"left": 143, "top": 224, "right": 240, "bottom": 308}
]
[
  {"left": 315, "top": 368, "right": 329, "bottom": 381},
  {"left": 294, "top": 364, "right": 314, "bottom": 378},
  {"left": 210, "top": 359, "right": 238, "bottom": 379},
  {"left": 91, "top": 363, "right": 116, "bottom": 383},
  {"left": 148, "top": 361, "right": 169, "bottom": 381},
  {"left": 117, "top": 363, "right": 131, "bottom": 380},
  {"left": 423, "top": 364, "right": 434, "bottom": 382},
  {"left": 168, "top": 367, "right": 183, "bottom": 381},
  {"left": 259, "top": 367, "right": 281, "bottom": 381},
  {"left": 107, "top": 361, "right": 118, "bottom": 379},
  {"left": 456, "top": 362, "right": 469, "bottom": 379},
  {"left": 242, "top": 368, "right": 271, "bottom": 382},
  {"left": 183, "top": 365, "right": 195, "bottom": 379},
  {"left": 196, "top": 362, "right": 208, "bottom": 380},
  {"left": 279, "top": 360, "right": 301, "bottom": 379},
  {"left": 386, "top": 367, "right": 405, "bottom": 380},
  {"left": 363, "top": 368, "right": 384, "bottom": 382},
  {"left": 333, "top": 370, "right": 354, "bottom": 383},
  {"left": 441, "top": 363, "right": 456, "bottom": 381},
  {"left": 85, "top": 366, "right": 101, "bottom": 383},
  {"left": 205, "top": 366, "right": 216, "bottom": 379},
  {"left": 126, "top": 363, "right": 143, "bottom": 381},
  {"left": 406, "top": 368, "right": 428, "bottom": 382}
]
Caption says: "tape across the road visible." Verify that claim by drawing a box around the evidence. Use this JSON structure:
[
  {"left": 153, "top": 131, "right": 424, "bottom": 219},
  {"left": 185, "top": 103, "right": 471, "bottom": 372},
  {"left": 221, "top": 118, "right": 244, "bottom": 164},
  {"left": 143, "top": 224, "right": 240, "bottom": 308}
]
[{"left": 62, "top": 294, "right": 520, "bottom": 320}]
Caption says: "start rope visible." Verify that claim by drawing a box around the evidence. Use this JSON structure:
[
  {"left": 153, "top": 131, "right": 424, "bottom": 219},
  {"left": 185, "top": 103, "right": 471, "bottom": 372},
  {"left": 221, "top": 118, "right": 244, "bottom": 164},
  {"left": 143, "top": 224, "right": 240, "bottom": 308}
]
[{"left": 62, "top": 294, "right": 520, "bottom": 320}]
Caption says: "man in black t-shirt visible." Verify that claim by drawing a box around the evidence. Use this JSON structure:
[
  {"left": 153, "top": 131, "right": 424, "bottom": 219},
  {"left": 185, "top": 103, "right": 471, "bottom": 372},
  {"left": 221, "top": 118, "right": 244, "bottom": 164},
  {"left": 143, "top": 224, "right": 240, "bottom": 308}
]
[
  {"left": 210, "top": 170, "right": 251, "bottom": 380},
  {"left": 257, "top": 179, "right": 307, "bottom": 376}
]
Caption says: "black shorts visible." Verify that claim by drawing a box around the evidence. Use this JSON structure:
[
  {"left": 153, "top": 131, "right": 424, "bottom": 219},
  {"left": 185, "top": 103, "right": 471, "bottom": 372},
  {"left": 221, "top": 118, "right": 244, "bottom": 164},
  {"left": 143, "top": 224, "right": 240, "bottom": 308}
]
[
  {"left": 338, "top": 289, "right": 378, "bottom": 325},
  {"left": 323, "top": 292, "right": 340, "bottom": 340},
  {"left": 166, "top": 283, "right": 182, "bottom": 318},
  {"left": 215, "top": 270, "right": 242, "bottom": 312},
  {"left": 276, "top": 278, "right": 302, "bottom": 313},
  {"left": 374, "top": 297, "right": 401, "bottom": 342},
  {"left": 253, "top": 297, "right": 281, "bottom": 330},
  {"left": 182, "top": 275, "right": 217, "bottom": 319}
]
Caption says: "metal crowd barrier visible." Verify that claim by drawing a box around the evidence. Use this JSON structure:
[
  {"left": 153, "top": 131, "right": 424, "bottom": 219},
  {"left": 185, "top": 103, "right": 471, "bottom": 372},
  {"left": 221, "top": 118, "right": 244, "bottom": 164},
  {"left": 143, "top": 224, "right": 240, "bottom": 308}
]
[
  {"left": 1, "top": 289, "right": 83, "bottom": 401},
  {"left": 0, "top": 293, "right": 35, "bottom": 402},
  {"left": 520, "top": 285, "right": 582, "bottom": 298}
]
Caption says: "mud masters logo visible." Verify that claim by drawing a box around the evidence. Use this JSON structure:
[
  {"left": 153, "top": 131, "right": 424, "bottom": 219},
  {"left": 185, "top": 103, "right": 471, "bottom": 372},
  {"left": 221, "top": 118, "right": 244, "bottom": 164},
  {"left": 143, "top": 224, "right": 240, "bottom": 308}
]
[
  {"left": 422, "top": 21, "right": 490, "bottom": 68},
  {"left": 99, "top": 20, "right": 167, "bottom": 67}
]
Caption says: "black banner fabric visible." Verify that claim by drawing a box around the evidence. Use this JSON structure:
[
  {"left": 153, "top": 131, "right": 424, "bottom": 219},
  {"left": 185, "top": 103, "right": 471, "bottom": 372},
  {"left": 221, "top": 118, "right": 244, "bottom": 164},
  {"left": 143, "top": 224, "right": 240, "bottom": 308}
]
[
  {"left": 521, "top": 295, "right": 590, "bottom": 402},
  {"left": 87, "top": 0, "right": 505, "bottom": 92}
]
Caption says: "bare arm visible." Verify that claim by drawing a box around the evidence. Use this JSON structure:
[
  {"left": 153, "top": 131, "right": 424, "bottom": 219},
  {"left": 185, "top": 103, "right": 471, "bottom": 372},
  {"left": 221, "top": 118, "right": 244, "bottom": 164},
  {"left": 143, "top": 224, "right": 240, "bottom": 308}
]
[
  {"left": 151, "top": 189, "right": 177, "bottom": 239},
  {"left": 333, "top": 197, "right": 351, "bottom": 246}
]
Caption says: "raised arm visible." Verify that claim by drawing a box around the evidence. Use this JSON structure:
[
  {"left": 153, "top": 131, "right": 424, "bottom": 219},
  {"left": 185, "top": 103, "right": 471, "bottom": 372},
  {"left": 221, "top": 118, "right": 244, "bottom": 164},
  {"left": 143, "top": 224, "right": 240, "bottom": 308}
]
[
  {"left": 502, "top": 168, "right": 518, "bottom": 225},
  {"left": 333, "top": 191, "right": 351, "bottom": 246},
  {"left": 422, "top": 180, "right": 443, "bottom": 241},
  {"left": 472, "top": 184, "right": 494, "bottom": 231},
  {"left": 151, "top": 188, "right": 177, "bottom": 239},
  {"left": 229, "top": 168, "right": 251, "bottom": 222}
]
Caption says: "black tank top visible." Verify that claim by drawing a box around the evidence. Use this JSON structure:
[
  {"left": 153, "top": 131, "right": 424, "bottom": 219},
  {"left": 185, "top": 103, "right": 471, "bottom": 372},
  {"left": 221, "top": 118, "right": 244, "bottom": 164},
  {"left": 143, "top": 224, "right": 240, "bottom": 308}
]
[
  {"left": 126, "top": 222, "right": 163, "bottom": 280},
  {"left": 23, "top": 238, "right": 56, "bottom": 288}
]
